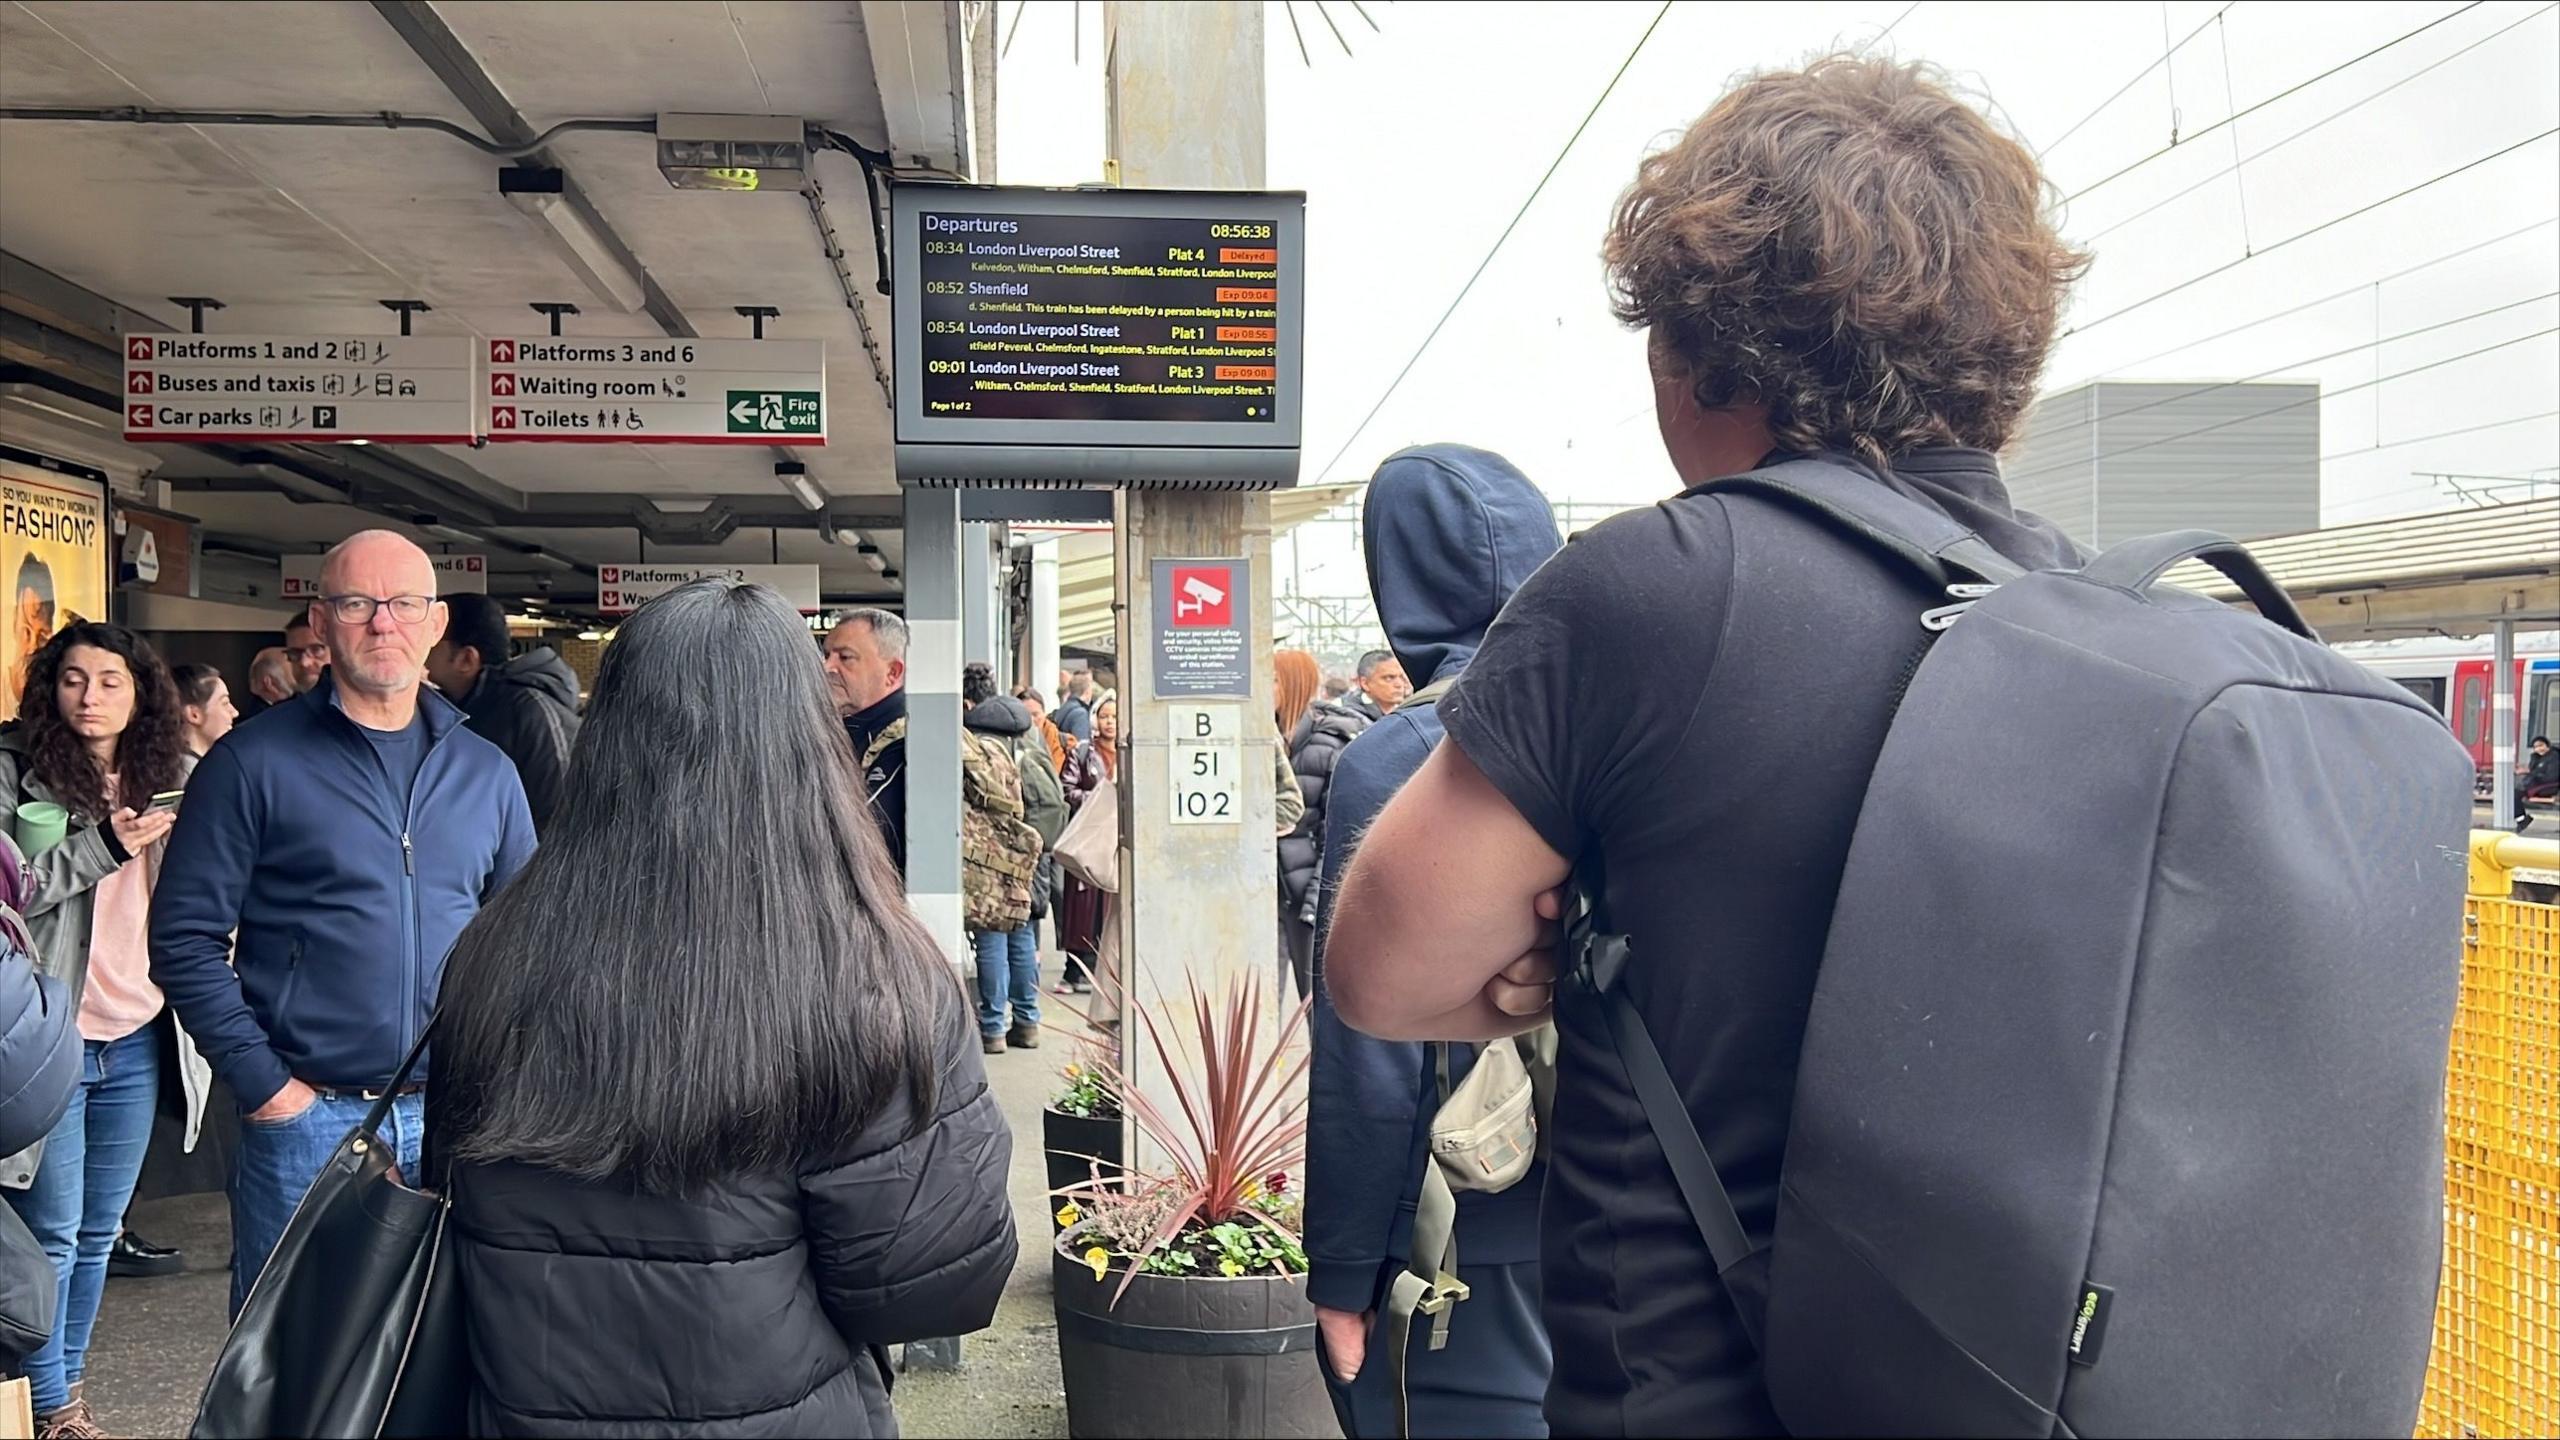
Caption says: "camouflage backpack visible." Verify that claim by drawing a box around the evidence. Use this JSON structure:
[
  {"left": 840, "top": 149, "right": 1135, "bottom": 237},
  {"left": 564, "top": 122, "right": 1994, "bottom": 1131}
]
[{"left": 961, "top": 730, "right": 1043, "bottom": 933}]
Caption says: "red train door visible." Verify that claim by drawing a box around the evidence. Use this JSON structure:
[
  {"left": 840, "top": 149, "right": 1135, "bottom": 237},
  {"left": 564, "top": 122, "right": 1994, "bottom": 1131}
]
[{"left": 2452, "top": 661, "right": 2491, "bottom": 791}]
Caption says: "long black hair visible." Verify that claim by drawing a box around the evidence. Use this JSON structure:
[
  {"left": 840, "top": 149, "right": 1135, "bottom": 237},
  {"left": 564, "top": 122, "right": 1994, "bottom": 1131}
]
[
  {"left": 16, "top": 623, "right": 186, "bottom": 821},
  {"left": 435, "top": 579, "right": 953, "bottom": 1192}
]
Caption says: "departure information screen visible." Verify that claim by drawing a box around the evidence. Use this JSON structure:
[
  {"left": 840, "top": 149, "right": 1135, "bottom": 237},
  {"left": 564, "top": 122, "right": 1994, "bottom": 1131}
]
[{"left": 912, "top": 209, "right": 1283, "bottom": 425}]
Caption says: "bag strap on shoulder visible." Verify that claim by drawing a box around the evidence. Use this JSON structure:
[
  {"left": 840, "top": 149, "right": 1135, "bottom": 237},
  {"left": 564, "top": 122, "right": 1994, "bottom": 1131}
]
[
  {"left": 1693, "top": 456, "right": 2029, "bottom": 594},
  {"left": 1569, "top": 850, "right": 1765, "bottom": 1352}
]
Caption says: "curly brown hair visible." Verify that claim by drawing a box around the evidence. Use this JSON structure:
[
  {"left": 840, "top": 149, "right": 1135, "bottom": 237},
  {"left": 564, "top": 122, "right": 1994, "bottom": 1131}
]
[
  {"left": 17, "top": 623, "right": 187, "bottom": 822},
  {"left": 1604, "top": 54, "right": 2089, "bottom": 464}
]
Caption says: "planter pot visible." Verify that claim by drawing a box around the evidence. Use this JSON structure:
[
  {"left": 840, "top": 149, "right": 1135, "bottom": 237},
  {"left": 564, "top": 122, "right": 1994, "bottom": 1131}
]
[
  {"left": 1043, "top": 1108, "right": 1123, "bottom": 1232},
  {"left": 1053, "top": 1230, "right": 1334, "bottom": 1439}
]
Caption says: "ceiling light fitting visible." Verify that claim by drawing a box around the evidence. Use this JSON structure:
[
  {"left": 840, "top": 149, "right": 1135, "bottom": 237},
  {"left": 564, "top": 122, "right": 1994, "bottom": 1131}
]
[{"left": 499, "top": 167, "right": 646, "bottom": 312}]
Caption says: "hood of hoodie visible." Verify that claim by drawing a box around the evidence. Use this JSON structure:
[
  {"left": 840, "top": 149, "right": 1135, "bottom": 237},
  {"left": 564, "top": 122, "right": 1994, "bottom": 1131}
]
[
  {"left": 964, "top": 694, "right": 1035, "bottom": 736},
  {"left": 1361, "top": 443, "right": 1561, "bottom": 686},
  {"left": 497, "top": 646, "right": 581, "bottom": 710}
]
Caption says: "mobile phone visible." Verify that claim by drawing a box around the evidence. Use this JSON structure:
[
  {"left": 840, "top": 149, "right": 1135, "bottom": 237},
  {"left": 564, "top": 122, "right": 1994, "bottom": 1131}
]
[{"left": 145, "top": 790, "right": 186, "bottom": 814}]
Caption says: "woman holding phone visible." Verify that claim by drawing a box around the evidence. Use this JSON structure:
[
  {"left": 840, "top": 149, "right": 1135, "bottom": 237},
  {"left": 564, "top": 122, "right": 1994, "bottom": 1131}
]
[{"left": 0, "top": 624, "right": 212, "bottom": 1439}]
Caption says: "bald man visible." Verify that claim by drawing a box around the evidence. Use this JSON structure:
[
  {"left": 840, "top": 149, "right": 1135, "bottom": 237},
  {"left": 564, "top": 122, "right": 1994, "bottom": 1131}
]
[
  {"left": 151, "top": 530, "right": 535, "bottom": 1315},
  {"left": 235, "top": 646, "right": 295, "bottom": 723}
]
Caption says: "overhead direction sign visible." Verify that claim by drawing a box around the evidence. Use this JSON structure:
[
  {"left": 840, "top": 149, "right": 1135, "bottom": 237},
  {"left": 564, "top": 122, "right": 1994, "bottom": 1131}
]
[
  {"left": 121, "top": 334, "right": 476, "bottom": 444},
  {"left": 596, "top": 563, "right": 821, "bottom": 614},
  {"left": 482, "top": 338, "right": 826, "bottom": 444},
  {"left": 281, "top": 552, "right": 486, "bottom": 599}
]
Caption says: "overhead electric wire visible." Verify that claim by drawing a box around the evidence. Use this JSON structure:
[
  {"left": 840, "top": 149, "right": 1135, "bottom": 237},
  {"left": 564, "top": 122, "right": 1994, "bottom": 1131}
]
[
  {"left": 2036, "top": 3, "right": 2236, "bottom": 158},
  {"left": 2077, "top": 217, "right": 2558, "bottom": 374},
  {"left": 2062, "top": 127, "right": 2557, "bottom": 338},
  {"left": 1313, "top": 0, "right": 1674, "bottom": 485},
  {"left": 2061, "top": 0, "right": 2492, "bottom": 204},
  {"left": 2028, "top": 291, "right": 2558, "bottom": 441},
  {"left": 2171, "top": 410, "right": 2560, "bottom": 514},
  {"left": 2075, "top": 3, "right": 2554, "bottom": 247},
  {"left": 2004, "top": 325, "right": 2559, "bottom": 487}
]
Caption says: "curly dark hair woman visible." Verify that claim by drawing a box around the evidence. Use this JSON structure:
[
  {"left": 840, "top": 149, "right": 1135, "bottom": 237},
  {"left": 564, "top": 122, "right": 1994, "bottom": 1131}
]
[
  {"left": 1603, "top": 53, "right": 2089, "bottom": 465},
  {"left": 432, "top": 578, "right": 1013, "bottom": 1437},
  {"left": 14, "top": 624, "right": 186, "bottom": 822}
]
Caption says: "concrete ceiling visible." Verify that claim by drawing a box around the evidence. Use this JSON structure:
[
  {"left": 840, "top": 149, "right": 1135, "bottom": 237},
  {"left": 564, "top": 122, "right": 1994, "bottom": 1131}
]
[{"left": 0, "top": 0, "right": 978, "bottom": 609}]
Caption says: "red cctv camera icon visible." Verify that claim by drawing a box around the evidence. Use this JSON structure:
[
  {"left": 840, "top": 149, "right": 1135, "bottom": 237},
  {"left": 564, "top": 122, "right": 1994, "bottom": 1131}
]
[{"left": 1172, "top": 569, "right": 1231, "bottom": 626}]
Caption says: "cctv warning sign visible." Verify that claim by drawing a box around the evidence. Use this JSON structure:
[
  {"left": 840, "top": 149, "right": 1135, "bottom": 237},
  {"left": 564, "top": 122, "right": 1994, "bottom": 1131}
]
[
  {"left": 1151, "top": 557, "right": 1251, "bottom": 697},
  {"left": 1169, "top": 566, "right": 1234, "bottom": 628}
]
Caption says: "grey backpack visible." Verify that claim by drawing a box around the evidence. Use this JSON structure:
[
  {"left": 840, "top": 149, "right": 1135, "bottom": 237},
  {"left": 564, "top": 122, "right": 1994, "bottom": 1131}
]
[{"left": 1575, "top": 460, "right": 2472, "bottom": 1438}]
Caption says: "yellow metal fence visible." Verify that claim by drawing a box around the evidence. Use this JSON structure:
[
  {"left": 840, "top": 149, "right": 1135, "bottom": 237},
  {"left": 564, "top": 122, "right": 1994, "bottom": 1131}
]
[{"left": 2419, "top": 838, "right": 2560, "bottom": 1439}]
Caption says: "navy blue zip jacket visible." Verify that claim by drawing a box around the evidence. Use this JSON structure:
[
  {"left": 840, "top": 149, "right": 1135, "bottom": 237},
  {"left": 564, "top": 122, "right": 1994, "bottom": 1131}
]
[
  {"left": 149, "top": 675, "right": 535, "bottom": 1111},
  {"left": 1308, "top": 443, "right": 1560, "bottom": 1313}
]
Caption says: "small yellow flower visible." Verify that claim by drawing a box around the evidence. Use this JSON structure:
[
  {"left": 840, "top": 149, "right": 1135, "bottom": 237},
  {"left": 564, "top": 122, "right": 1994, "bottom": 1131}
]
[
  {"left": 1084, "top": 1246, "right": 1111, "bottom": 1281},
  {"left": 1218, "top": 1257, "right": 1245, "bottom": 1277},
  {"left": 1063, "top": 1063, "right": 1080, "bottom": 1078},
  {"left": 1055, "top": 1201, "right": 1082, "bottom": 1229},
  {"left": 1241, "top": 1177, "right": 1262, "bottom": 1202}
]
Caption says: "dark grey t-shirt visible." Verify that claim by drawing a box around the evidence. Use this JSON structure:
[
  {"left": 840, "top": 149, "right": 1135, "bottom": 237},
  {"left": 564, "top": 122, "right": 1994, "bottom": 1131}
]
[{"left": 1439, "top": 449, "right": 2081, "bottom": 1436}]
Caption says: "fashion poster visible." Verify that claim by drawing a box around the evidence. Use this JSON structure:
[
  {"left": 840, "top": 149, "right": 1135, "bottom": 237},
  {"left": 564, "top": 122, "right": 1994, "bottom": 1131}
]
[{"left": 0, "top": 464, "right": 108, "bottom": 722}]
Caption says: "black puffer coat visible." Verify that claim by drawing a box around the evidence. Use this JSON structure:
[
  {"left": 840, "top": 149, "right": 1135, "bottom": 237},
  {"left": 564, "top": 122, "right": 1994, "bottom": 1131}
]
[
  {"left": 447, "top": 993, "right": 1015, "bottom": 1437},
  {"left": 1279, "top": 700, "right": 1370, "bottom": 921}
]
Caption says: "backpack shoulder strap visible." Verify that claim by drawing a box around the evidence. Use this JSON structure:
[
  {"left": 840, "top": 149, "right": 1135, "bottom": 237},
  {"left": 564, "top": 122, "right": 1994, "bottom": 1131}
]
[
  {"left": 1400, "top": 674, "right": 1457, "bottom": 710},
  {"left": 861, "top": 716, "right": 908, "bottom": 773},
  {"left": 1694, "top": 457, "right": 2028, "bottom": 592},
  {"left": 1570, "top": 850, "right": 1765, "bottom": 1351}
]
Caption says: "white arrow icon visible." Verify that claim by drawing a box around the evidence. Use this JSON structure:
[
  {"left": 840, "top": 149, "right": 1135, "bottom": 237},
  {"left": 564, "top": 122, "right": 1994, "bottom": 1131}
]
[{"left": 729, "top": 398, "right": 759, "bottom": 426}]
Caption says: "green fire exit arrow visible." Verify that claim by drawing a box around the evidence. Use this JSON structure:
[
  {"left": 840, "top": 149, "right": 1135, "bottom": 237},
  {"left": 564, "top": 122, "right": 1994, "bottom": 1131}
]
[{"left": 725, "top": 389, "right": 823, "bottom": 434}]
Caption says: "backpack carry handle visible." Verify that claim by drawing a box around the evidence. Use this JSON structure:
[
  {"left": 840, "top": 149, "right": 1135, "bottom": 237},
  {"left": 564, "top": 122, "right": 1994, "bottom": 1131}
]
[{"left": 2080, "top": 530, "right": 2319, "bottom": 642}]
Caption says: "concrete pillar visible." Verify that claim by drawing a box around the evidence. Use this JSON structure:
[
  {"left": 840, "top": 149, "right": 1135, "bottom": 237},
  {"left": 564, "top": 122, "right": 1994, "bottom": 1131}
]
[
  {"left": 1106, "top": 1, "right": 1283, "bottom": 1165},
  {"left": 961, "top": 520, "right": 998, "bottom": 666},
  {"left": 902, "top": 485, "right": 967, "bottom": 970},
  {"left": 1030, "top": 538, "right": 1061, "bottom": 700},
  {"left": 2491, "top": 619, "right": 2517, "bottom": 830}
]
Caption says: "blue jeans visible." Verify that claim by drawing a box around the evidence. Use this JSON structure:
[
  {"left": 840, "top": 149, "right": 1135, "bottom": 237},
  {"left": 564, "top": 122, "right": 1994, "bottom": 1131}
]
[
  {"left": 972, "top": 924, "right": 1040, "bottom": 1038},
  {"left": 5, "top": 1029, "right": 161, "bottom": 1414},
  {"left": 228, "top": 1089, "right": 424, "bottom": 1319}
]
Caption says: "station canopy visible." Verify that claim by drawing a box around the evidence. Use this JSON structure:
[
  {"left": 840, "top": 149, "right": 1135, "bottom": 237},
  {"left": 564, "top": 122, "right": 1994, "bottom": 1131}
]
[
  {"left": 2166, "top": 498, "right": 2559, "bottom": 641},
  {"left": 0, "top": 1, "right": 986, "bottom": 615}
]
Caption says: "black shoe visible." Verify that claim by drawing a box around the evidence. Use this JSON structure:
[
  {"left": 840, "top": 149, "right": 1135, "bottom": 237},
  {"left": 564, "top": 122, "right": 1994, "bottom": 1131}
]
[{"left": 108, "top": 1229, "right": 183, "bottom": 1278}]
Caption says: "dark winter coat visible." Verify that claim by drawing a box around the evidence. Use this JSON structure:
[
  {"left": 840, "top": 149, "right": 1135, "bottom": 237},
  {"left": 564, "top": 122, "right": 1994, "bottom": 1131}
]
[
  {"left": 1306, "top": 444, "right": 1559, "bottom": 1317},
  {"left": 447, "top": 990, "right": 1015, "bottom": 1437},
  {"left": 1279, "top": 701, "right": 1369, "bottom": 922},
  {"left": 457, "top": 647, "right": 583, "bottom": 835}
]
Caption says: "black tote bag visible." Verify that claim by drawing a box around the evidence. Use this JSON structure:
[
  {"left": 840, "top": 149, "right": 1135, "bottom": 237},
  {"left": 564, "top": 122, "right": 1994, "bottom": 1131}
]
[{"left": 190, "top": 1020, "right": 467, "bottom": 1438}]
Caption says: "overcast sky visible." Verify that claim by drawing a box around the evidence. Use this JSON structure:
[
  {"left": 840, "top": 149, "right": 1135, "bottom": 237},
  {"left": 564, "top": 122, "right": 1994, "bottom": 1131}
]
[{"left": 995, "top": 0, "right": 2560, "bottom": 600}]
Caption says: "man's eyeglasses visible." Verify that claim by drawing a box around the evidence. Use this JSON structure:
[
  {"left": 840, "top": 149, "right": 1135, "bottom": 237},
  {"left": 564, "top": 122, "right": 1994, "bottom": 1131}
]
[{"left": 320, "top": 594, "right": 436, "bottom": 625}]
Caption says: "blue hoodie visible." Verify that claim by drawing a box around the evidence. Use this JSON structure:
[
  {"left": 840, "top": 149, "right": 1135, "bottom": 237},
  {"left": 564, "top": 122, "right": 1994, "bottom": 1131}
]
[{"left": 1307, "top": 443, "right": 1561, "bottom": 1314}]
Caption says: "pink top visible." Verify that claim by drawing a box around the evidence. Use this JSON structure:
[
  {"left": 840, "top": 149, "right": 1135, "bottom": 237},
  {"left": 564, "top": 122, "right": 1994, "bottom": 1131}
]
[{"left": 78, "top": 787, "right": 163, "bottom": 1043}]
